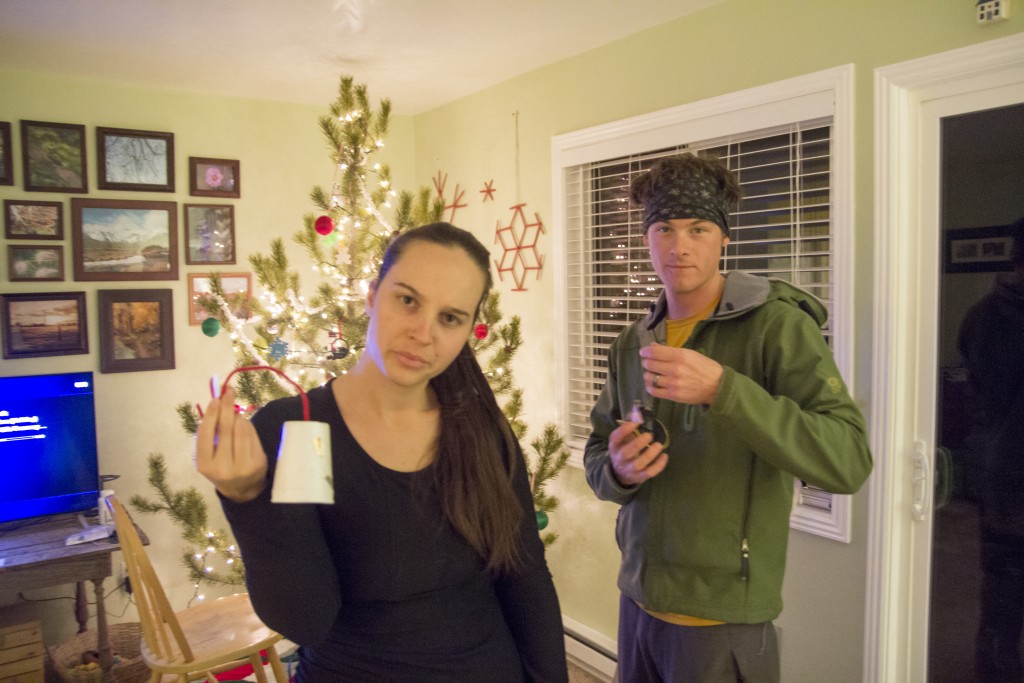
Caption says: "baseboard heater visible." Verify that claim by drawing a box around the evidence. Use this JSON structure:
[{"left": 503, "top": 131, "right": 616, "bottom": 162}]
[{"left": 564, "top": 621, "right": 617, "bottom": 681}]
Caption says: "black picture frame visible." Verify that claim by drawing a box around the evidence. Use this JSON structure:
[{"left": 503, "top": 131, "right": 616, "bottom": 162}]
[
  {"left": 71, "top": 198, "right": 178, "bottom": 281},
  {"left": 188, "top": 157, "right": 240, "bottom": 198},
  {"left": 4, "top": 200, "right": 64, "bottom": 240},
  {"left": 97, "top": 127, "right": 175, "bottom": 192},
  {"left": 0, "top": 122, "right": 12, "bottom": 186},
  {"left": 20, "top": 120, "right": 88, "bottom": 193},
  {"left": 1, "top": 291, "right": 88, "bottom": 359},
  {"left": 944, "top": 224, "right": 1016, "bottom": 274},
  {"left": 97, "top": 288, "right": 176, "bottom": 373}
]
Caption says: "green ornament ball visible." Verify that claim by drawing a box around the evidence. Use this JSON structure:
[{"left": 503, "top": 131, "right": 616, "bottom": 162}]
[
  {"left": 535, "top": 510, "right": 549, "bottom": 531},
  {"left": 201, "top": 317, "right": 221, "bottom": 337}
]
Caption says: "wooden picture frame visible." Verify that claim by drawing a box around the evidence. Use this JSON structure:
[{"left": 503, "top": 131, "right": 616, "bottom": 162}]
[
  {"left": 20, "top": 120, "right": 88, "bottom": 193},
  {"left": 184, "top": 203, "right": 235, "bottom": 264},
  {"left": 1, "top": 291, "right": 88, "bottom": 359},
  {"left": 0, "top": 122, "right": 12, "bottom": 186},
  {"left": 97, "top": 288, "right": 175, "bottom": 373},
  {"left": 188, "top": 272, "right": 252, "bottom": 325},
  {"left": 944, "top": 224, "right": 1016, "bottom": 274},
  {"left": 96, "top": 127, "right": 175, "bottom": 192},
  {"left": 71, "top": 198, "right": 178, "bottom": 281},
  {"left": 8, "top": 245, "right": 64, "bottom": 282},
  {"left": 188, "top": 157, "right": 239, "bottom": 198},
  {"left": 4, "top": 200, "right": 63, "bottom": 240}
]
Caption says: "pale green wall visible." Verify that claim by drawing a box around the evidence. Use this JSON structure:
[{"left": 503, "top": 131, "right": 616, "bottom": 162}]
[
  {"left": 0, "top": 68, "right": 415, "bottom": 646},
  {"left": 1, "top": 2, "right": 1022, "bottom": 678},
  {"left": 410, "top": 2, "right": 1023, "bottom": 681}
]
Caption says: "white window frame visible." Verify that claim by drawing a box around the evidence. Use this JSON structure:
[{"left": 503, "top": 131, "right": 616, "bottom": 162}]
[{"left": 550, "top": 65, "right": 855, "bottom": 542}]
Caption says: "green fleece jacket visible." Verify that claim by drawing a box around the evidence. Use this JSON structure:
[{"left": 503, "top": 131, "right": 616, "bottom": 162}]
[{"left": 584, "top": 271, "right": 872, "bottom": 624}]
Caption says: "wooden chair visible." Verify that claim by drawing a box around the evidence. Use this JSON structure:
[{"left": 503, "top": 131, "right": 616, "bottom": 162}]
[{"left": 106, "top": 495, "right": 288, "bottom": 683}]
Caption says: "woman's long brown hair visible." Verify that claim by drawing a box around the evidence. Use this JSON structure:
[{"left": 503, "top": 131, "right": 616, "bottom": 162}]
[{"left": 377, "top": 223, "right": 523, "bottom": 574}]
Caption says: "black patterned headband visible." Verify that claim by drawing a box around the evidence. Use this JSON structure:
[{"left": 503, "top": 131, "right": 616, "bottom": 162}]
[{"left": 641, "top": 170, "right": 731, "bottom": 235}]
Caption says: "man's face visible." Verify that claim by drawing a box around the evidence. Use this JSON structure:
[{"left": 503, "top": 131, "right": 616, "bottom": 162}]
[{"left": 643, "top": 217, "right": 729, "bottom": 303}]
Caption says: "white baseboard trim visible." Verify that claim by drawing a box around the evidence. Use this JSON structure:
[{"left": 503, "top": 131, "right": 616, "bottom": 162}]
[{"left": 563, "top": 615, "right": 617, "bottom": 681}]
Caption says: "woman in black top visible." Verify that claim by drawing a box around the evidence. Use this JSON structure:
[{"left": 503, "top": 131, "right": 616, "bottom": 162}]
[{"left": 196, "top": 223, "right": 567, "bottom": 682}]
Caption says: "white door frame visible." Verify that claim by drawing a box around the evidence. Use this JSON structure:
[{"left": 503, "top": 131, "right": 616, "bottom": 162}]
[{"left": 866, "top": 32, "right": 1024, "bottom": 683}]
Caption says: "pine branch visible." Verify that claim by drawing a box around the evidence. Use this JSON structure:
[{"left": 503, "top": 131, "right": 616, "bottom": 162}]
[{"left": 129, "top": 454, "right": 246, "bottom": 588}]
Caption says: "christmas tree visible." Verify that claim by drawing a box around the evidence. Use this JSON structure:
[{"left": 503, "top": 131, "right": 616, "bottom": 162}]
[{"left": 131, "top": 77, "right": 569, "bottom": 596}]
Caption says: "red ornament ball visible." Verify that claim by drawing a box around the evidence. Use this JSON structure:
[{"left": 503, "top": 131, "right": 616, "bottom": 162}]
[
  {"left": 315, "top": 215, "right": 334, "bottom": 236},
  {"left": 474, "top": 324, "right": 488, "bottom": 340}
]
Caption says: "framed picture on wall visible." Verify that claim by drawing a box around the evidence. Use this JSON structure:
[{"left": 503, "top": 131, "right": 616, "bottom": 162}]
[
  {"left": 96, "top": 127, "right": 175, "bottom": 192},
  {"left": 1, "top": 291, "right": 88, "bottom": 359},
  {"left": 184, "top": 203, "right": 235, "bottom": 264},
  {"left": 97, "top": 288, "right": 175, "bottom": 373},
  {"left": 944, "top": 224, "right": 1017, "bottom": 274},
  {"left": 0, "top": 122, "right": 12, "bottom": 186},
  {"left": 4, "top": 200, "right": 63, "bottom": 239},
  {"left": 8, "top": 245, "right": 64, "bottom": 282},
  {"left": 188, "top": 272, "right": 252, "bottom": 324},
  {"left": 188, "top": 157, "right": 240, "bottom": 198},
  {"left": 20, "top": 120, "right": 88, "bottom": 193},
  {"left": 71, "top": 198, "right": 178, "bottom": 281}
]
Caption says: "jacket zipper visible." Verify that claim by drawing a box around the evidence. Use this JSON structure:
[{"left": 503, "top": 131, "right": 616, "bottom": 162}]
[{"left": 740, "top": 457, "right": 756, "bottom": 582}]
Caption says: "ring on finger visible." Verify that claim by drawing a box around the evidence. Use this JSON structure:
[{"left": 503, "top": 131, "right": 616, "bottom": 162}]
[{"left": 652, "top": 373, "right": 660, "bottom": 388}]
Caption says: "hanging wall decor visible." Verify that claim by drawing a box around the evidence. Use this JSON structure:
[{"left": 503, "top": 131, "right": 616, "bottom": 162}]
[
  {"left": 21, "top": 120, "right": 88, "bottom": 193},
  {"left": 96, "top": 127, "right": 175, "bottom": 192},
  {"left": 480, "top": 180, "right": 496, "bottom": 202},
  {"left": 0, "top": 122, "right": 12, "bottom": 186},
  {"left": 431, "top": 170, "right": 467, "bottom": 223},
  {"left": 493, "top": 203, "right": 545, "bottom": 292}
]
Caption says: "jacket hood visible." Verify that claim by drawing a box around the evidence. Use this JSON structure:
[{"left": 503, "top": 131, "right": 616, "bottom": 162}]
[{"left": 644, "top": 271, "right": 828, "bottom": 330}]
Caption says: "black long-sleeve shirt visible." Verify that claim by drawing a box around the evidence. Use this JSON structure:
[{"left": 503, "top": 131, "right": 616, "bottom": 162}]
[{"left": 220, "top": 380, "right": 567, "bottom": 682}]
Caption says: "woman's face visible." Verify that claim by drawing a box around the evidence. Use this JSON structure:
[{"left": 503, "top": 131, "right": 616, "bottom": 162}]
[{"left": 365, "top": 241, "right": 486, "bottom": 390}]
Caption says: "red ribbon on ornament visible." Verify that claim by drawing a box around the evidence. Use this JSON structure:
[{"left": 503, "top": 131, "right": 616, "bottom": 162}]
[{"left": 196, "top": 365, "right": 310, "bottom": 422}]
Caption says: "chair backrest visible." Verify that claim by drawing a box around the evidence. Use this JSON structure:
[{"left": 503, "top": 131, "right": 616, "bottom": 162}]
[{"left": 107, "top": 495, "right": 196, "bottom": 664}]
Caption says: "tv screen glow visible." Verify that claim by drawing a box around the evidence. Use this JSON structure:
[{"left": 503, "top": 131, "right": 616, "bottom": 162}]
[{"left": 0, "top": 371, "right": 100, "bottom": 524}]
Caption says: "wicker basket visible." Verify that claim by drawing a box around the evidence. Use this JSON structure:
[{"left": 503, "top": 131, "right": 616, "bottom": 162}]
[{"left": 47, "top": 622, "right": 150, "bottom": 683}]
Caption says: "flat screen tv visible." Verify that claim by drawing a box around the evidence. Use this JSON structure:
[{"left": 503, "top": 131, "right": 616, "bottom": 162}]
[{"left": 0, "top": 371, "right": 100, "bottom": 524}]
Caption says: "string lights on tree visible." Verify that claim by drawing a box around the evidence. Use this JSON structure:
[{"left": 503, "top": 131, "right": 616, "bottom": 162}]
[{"left": 132, "top": 76, "right": 569, "bottom": 593}]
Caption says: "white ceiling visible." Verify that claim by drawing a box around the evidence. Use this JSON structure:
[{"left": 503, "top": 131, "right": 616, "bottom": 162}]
[{"left": 0, "top": 0, "right": 720, "bottom": 115}]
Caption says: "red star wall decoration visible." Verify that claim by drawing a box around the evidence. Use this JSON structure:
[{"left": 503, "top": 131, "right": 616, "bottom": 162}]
[
  {"left": 446, "top": 185, "right": 467, "bottom": 222},
  {"left": 480, "top": 180, "right": 496, "bottom": 202},
  {"left": 494, "top": 203, "right": 545, "bottom": 292},
  {"left": 432, "top": 170, "right": 448, "bottom": 197},
  {"left": 432, "top": 170, "right": 467, "bottom": 223}
]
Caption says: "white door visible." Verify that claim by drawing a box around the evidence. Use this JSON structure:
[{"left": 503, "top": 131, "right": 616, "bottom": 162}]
[{"left": 867, "top": 34, "right": 1024, "bottom": 683}]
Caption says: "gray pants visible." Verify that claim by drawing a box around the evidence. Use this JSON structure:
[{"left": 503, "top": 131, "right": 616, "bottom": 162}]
[{"left": 616, "top": 594, "right": 780, "bottom": 683}]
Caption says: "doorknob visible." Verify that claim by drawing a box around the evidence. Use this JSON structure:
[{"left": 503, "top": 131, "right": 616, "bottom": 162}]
[{"left": 911, "top": 440, "right": 931, "bottom": 521}]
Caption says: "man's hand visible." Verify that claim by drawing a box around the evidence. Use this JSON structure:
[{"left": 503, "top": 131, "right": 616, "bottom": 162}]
[
  {"left": 195, "top": 387, "right": 269, "bottom": 503},
  {"left": 640, "top": 342, "right": 724, "bottom": 405},
  {"left": 609, "top": 419, "right": 668, "bottom": 486}
]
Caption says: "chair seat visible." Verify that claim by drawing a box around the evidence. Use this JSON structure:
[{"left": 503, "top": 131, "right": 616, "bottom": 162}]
[{"left": 140, "top": 593, "right": 282, "bottom": 674}]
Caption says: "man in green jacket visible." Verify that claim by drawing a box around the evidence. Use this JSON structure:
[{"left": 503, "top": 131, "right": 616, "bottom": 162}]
[{"left": 584, "top": 153, "right": 872, "bottom": 683}]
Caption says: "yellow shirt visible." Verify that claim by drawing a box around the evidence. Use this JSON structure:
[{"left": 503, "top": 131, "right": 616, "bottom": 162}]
[{"left": 643, "top": 294, "right": 724, "bottom": 627}]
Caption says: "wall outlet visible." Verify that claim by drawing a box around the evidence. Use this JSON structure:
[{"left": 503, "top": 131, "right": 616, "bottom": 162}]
[{"left": 977, "top": 0, "right": 1011, "bottom": 24}]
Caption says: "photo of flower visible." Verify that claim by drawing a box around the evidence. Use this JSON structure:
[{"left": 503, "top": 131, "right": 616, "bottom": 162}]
[{"left": 190, "top": 157, "right": 239, "bottom": 198}]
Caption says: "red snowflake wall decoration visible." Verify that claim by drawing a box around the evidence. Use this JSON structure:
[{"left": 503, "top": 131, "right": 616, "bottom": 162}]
[
  {"left": 480, "top": 179, "right": 496, "bottom": 202},
  {"left": 494, "top": 204, "right": 545, "bottom": 292},
  {"left": 432, "top": 170, "right": 467, "bottom": 223}
]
